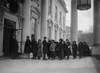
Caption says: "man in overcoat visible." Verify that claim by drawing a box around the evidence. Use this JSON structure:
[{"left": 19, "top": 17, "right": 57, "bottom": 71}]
[
  {"left": 10, "top": 36, "right": 19, "bottom": 59},
  {"left": 72, "top": 41, "right": 77, "bottom": 59},
  {"left": 78, "top": 42, "right": 84, "bottom": 58},
  {"left": 31, "top": 34, "right": 37, "bottom": 59},
  {"left": 65, "top": 39, "right": 71, "bottom": 59},
  {"left": 58, "top": 39, "right": 64, "bottom": 60},
  {"left": 42, "top": 37, "right": 48, "bottom": 60},
  {"left": 24, "top": 36, "right": 31, "bottom": 59}
]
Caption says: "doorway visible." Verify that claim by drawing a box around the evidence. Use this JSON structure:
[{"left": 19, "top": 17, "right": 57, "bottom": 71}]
[
  {"left": 31, "top": 18, "right": 37, "bottom": 39},
  {"left": 3, "top": 18, "right": 16, "bottom": 56}
]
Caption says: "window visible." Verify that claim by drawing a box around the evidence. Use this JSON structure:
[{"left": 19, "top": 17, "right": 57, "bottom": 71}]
[
  {"left": 59, "top": 12, "right": 62, "bottom": 25},
  {"left": 48, "top": 26, "right": 52, "bottom": 40},
  {"left": 55, "top": 5, "right": 58, "bottom": 21},
  {"left": 48, "top": 0, "right": 52, "bottom": 16},
  {"left": 55, "top": 30, "right": 57, "bottom": 41},
  {"left": 59, "top": 32, "right": 61, "bottom": 39},
  {"left": 63, "top": 16, "right": 65, "bottom": 28}
]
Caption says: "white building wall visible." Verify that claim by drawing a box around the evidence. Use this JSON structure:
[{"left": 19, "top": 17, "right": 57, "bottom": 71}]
[
  {"left": 52, "top": 0, "right": 67, "bottom": 41},
  {"left": 22, "top": 0, "right": 41, "bottom": 52},
  {"left": 41, "top": 0, "right": 67, "bottom": 41},
  {"left": 31, "top": 0, "right": 41, "bottom": 41}
]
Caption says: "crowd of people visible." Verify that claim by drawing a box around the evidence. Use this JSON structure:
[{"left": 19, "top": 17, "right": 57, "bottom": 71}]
[{"left": 24, "top": 34, "right": 92, "bottom": 60}]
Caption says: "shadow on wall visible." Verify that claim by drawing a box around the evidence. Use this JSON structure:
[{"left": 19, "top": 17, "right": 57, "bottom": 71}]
[{"left": 92, "top": 57, "right": 100, "bottom": 73}]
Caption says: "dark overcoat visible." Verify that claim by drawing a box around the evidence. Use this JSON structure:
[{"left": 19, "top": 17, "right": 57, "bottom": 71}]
[
  {"left": 72, "top": 44, "right": 77, "bottom": 56},
  {"left": 58, "top": 42, "right": 64, "bottom": 59},
  {"left": 10, "top": 38, "right": 18, "bottom": 54},
  {"left": 78, "top": 44, "right": 84, "bottom": 57},
  {"left": 65, "top": 42, "right": 71, "bottom": 56},
  {"left": 31, "top": 40, "right": 37, "bottom": 54},
  {"left": 10, "top": 38, "right": 19, "bottom": 58},
  {"left": 83, "top": 44, "right": 91, "bottom": 56},
  {"left": 24, "top": 39, "right": 31, "bottom": 54},
  {"left": 37, "top": 42, "right": 42, "bottom": 57},
  {"left": 42, "top": 40, "right": 48, "bottom": 54}
]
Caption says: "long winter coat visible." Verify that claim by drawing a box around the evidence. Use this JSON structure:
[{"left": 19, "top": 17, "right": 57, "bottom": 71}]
[
  {"left": 72, "top": 44, "right": 77, "bottom": 57},
  {"left": 64, "top": 42, "right": 71, "bottom": 56},
  {"left": 37, "top": 42, "right": 42, "bottom": 57},
  {"left": 10, "top": 37, "right": 19, "bottom": 58},
  {"left": 24, "top": 39, "right": 31, "bottom": 54},
  {"left": 58, "top": 42, "right": 64, "bottom": 59},
  {"left": 10, "top": 38, "right": 18, "bottom": 54},
  {"left": 31, "top": 40, "right": 37, "bottom": 54},
  {"left": 78, "top": 43, "right": 84, "bottom": 58},
  {"left": 83, "top": 44, "right": 91, "bottom": 56},
  {"left": 50, "top": 43, "right": 56, "bottom": 52},
  {"left": 42, "top": 40, "right": 48, "bottom": 54}
]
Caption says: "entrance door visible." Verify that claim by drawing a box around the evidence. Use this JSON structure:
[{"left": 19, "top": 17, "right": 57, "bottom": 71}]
[
  {"left": 3, "top": 18, "right": 16, "bottom": 56},
  {"left": 31, "top": 18, "right": 37, "bottom": 39}
]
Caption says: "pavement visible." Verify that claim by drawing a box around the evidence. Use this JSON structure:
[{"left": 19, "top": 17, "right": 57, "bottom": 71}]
[{"left": 0, "top": 57, "right": 100, "bottom": 73}]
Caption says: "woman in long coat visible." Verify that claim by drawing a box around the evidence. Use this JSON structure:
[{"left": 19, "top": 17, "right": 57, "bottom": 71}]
[
  {"left": 72, "top": 41, "right": 77, "bottom": 59},
  {"left": 50, "top": 40, "right": 56, "bottom": 59},
  {"left": 42, "top": 37, "right": 48, "bottom": 60},
  {"left": 37, "top": 39, "right": 42, "bottom": 59},
  {"left": 24, "top": 36, "right": 31, "bottom": 59},
  {"left": 83, "top": 42, "right": 91, "bottom": 56},
  {"left": 31, "top": 35, "right": 37, "bottom": 59},
  {"left": 10, "top": 36, "right": 19, "bottom": 59},
  {"left": 65, "top": 39, "right": 71, "bottom": 59},
  {"left": 78, "top": 42, "right": 84, "bottom": 58},
  {"left": 58, "top": 39, "right": 64, "bottom": 60}
]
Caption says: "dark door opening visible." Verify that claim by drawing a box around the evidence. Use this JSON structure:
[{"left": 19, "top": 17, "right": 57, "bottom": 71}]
[{"left": 3, "top": 18, "right": 16, "bottom": 56}]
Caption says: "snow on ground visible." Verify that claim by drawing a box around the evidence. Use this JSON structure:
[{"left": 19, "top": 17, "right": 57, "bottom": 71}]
[{"left": 0, "top": 57, "right": 99, "bottom": 73}]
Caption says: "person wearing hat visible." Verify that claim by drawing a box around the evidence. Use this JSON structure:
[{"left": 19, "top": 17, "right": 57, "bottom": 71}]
[
  {"left": 24, "top": 36, "right": 31, "bottom": 59},
  {"left": 50, "top": 40, "right": 56, "bottom": 60},
  {"left": 42, "top": 37, "right": 48, "bottom": 60}
]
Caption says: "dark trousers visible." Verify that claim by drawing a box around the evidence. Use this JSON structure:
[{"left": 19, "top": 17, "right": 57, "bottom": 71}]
[
  {"left": 32, "top": 52, "right": 37, "bottom": 59},
  {"left": 43, "top": 53, "right": 47, "bottom": 60},
  {"left": 47, "top": 51, "right": 51, "bottom": 59},
  {"left": 73, "top": 51, "right": 77, "bottom": 58},
  {"left": 50, "top": 51, "right": 55, "bottom": 59},
  {"left": 79, "top": 51, "right": 83, "bottom": 58}
]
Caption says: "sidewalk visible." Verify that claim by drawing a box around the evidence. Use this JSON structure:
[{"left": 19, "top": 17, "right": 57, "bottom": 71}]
[{"left": 0, "top": 57, "right": 99, "bottom": 73}]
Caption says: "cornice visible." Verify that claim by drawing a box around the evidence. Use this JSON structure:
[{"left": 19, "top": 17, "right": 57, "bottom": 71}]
[{"left": 58, "top": 0, "right": 68, "bottom": 13}]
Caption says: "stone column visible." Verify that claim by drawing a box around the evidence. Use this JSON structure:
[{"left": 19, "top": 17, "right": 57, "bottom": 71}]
[
  {"left": 93, "top": 0, "right": 100, "bottom": 55},
  {"left": 41, "top": 0, "right": 48, "bottom": 40},
  {"left": 0, "top": 10, "right": 3, "bottom": 56},
  {"left": 93, "top": 0, "right": 100, "bottom": 45},
  {"left": 71, "top": 0, "right": 78, "bottom": 43},
  {"left": 36, "top": 0, "right": 41, "bottom": 41},
  {"left": 22, "top": 0, "right": 31, "bottom": 40},
  {"left": 22, "top": 0, "right": 31, "bottom": 52}
]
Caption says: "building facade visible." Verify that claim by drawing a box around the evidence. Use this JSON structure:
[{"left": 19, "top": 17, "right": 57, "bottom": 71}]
[
  {"left": 0, "top": 0, "right": 41, "bottom": 56},
  {"left": 0, "top": 0, "right": 67, "bottom": 56},
  {"left": 66, "top": 26, "right": 71, "bottom": 41},
  {"left": 41, "top": 0, "right": 68, "bottom": 41}
]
